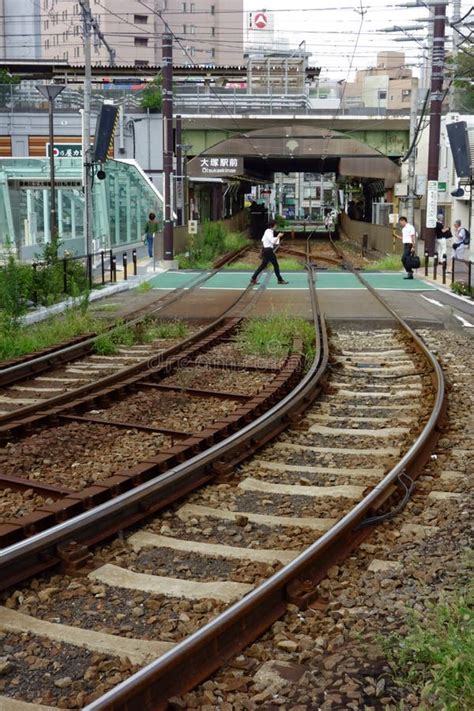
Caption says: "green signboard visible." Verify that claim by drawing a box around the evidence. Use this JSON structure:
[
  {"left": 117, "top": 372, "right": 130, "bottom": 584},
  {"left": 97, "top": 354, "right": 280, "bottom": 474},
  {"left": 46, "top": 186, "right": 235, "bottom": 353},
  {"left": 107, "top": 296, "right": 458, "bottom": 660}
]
[
  {"left": 438, "top": 182, "right": 447, "bottom": 192},
  {"left": 46, "top": 143, "right": 82, "bottom": 158}
]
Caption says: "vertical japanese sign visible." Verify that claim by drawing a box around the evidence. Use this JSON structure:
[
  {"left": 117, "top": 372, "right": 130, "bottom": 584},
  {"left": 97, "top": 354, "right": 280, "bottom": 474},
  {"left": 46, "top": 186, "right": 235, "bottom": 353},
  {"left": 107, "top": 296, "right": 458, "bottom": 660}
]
[{"left": 426, "top": 180, "right": 438, "bottom": 228}]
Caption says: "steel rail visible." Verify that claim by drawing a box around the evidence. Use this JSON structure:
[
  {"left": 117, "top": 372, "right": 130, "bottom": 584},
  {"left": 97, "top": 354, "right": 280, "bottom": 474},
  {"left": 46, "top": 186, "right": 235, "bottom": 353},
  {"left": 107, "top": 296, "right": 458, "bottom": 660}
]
[
  {"left": 0, "top": 245, "right": 254, "bottom": 389},
  {"left": 0, "top": 267, "right": 325, "bottom": 582},
  {"left": 0, "top": 267, "right": 259, "bottom": 428},
  {"left": 83, "top": 265, "right": 445, "bottom": 711}
]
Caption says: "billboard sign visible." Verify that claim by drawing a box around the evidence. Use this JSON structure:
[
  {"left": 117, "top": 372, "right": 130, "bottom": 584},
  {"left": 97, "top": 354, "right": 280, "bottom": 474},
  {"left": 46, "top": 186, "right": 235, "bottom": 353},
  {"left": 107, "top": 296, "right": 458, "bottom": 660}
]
[{"left": 188, "top": 156, "right": 243, "bottom": 178}]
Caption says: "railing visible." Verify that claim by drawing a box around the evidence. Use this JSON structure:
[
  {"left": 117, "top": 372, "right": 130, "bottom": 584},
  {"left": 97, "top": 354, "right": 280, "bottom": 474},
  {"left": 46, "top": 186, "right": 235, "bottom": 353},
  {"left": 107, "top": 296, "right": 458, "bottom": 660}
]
[
  {"left": 0, "top": 84, "right": 412, "bottom": 118},
  {"left": 27, "top": 246, "right": 140, "bottom": 306},
  {"left": 423, "top": 251, "right": 473, "bottom": 297}
]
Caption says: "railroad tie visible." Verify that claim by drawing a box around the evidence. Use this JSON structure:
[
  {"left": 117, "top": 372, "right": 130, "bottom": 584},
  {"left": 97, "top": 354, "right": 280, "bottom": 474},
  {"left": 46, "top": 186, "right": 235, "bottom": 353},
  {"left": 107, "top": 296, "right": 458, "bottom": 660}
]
[
  {"left": 251, "top": 460, "right": 385, "bottom": 480},
  {"left": 0, "top": 607, "right": 172, "bottom": 665},
  {"left": 238, "top": 477, "right": 365, "bottom": 499},
  {"left": 128, "top": 532, "right": 298, "bottom": 564},
  {"left": 89, "top": 564, "right": 254, "bottom": 604},
  {"left": 176, "top": 503, "right": 336, "bottom": 532},
  {"left": 307, "top": 424, "right": 409, "bottom": 437}
]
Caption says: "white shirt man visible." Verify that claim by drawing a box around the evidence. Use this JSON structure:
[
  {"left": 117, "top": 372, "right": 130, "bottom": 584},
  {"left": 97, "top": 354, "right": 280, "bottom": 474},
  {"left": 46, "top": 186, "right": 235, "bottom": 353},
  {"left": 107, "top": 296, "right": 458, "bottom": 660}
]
[
  {"left": 261, "top": 228, "right": 281, "bottom": 249},
  {"left": 398, "top": 217, "right": 417, "bottom": 279}
]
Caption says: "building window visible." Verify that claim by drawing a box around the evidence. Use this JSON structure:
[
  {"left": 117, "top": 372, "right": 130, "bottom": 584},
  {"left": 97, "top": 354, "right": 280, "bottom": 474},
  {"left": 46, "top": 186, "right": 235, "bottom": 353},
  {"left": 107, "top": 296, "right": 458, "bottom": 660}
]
[
  {"left": 63, "top": 51, "right": 68, "bottom": 60},
  {"left": 135, "top": 59, "right": 149, "bottom": 66},
  {"left": 74, "top": 46, "right": 80, "bottom": 58},
  {"left": 189, "top": 25, "right": 195, "bottom": 34},
  {"left": 211, "top": 48, "right": 215, "bottom": 58},
  {"left": 378, "top": 90, "right": 387, "bottom": 100},
  {"left": 45, "top": 39, "right": 50, "bottom": 49},
  {"left": 182, "top": 24, "right": 187, "bottom": 33},
  {"left": 74, "top": 25, "right": 79, "bottom": 36},
  {"left": 134, "top": 14, "right": 148, "bottom": 24},
  {"left": 211, "top": 4, "right": 215, "bottom": 14},
  {"left": 182, "top": 2, "right": 187, "bottom": 11},
  {"left": 44, "top": 20, "right": 49, "bottom": 30},
  {"left": 190, "top": 2, "right": 195, "bottom": 11},
  {"left": 62, "top": 9, "right": 67, "bottom": 21},
  {"left": 211, "top": 26, "right": 215, "bottom": 36},
  {"left": 402, "top": 89, "right": 411, "bottom": 98},
  {"left": 135, "top": 37, "right": 149, "bottom": 47}
]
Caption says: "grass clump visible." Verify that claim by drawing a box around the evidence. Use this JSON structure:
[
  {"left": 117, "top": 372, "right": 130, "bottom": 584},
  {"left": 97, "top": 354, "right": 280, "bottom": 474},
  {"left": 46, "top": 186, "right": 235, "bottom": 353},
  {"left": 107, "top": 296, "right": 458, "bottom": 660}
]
[
  {"left": 177, "top": 223, "right": 250, "bottom": 269},
  {"left": 364, "top": 254, "right": 403, "bottom": 271},
  {"left": 385, "top": 586, "right": 473, "bottom": 710},
  {"left": 136, "top": 281, "right": 153, "bottom": 292},
  {"left": 236, "top": 314, "right": 315, "bottom": 362},
  {"left": 92, "top": 318, "right": 188, "bottom": 354},
  {"left": 225, "top": 257, "right": 303, "bottom": 271},
  {"left": 0, "top": 310, "right": 104, "bottom": 361},
  {"left": 451, "top": 281, "right": 474, "bottom": 298}
]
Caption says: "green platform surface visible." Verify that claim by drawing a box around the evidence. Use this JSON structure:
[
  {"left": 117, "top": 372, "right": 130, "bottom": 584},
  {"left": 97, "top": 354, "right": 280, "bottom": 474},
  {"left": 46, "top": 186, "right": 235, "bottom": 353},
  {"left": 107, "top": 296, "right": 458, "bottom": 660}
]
[
  {"left": 149, "top": 270, "right": 436, "bottom": 291},
  {"left": 148, "top": 271, "right": 209, "bottom": 289}
]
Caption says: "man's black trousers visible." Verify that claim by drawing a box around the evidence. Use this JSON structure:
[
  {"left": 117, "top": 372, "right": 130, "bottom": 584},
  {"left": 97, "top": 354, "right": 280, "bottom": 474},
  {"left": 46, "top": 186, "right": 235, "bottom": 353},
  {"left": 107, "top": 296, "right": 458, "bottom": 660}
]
[{"left": 251, "top": 247, "right": 283, "bottom": 281}]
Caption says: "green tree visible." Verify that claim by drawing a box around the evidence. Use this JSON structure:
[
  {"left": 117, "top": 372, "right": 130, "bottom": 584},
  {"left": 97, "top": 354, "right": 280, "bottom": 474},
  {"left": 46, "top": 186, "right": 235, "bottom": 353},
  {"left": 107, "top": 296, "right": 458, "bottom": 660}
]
[
  {"left": 447, "top": 49, "right": 474, "bottom": 112},
  {"left": 0, "top": 68, "right": 20, "bottom": 106},
  {"left": 140, "top": 74, "right": 163, "bottom": 112}
]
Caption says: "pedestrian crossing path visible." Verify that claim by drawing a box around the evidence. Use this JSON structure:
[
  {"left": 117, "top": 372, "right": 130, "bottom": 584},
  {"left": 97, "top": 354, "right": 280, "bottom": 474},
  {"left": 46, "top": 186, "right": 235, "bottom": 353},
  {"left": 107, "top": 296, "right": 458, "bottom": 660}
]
[{"left": 148, "top": 270, "right": 437, "bottom": 291}]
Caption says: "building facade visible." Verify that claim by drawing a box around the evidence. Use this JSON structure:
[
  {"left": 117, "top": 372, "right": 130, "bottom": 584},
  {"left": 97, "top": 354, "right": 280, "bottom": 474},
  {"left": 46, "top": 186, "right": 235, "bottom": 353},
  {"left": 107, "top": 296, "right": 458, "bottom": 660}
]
[
  {"left": 0, "top": 0, "right": 41, "bottom": 60},
  {"left": 40, "top": 0, "right": 244, "bottom": 67},
  {"left": 342, "top": 51, "right": 417, "bottom": 112}
]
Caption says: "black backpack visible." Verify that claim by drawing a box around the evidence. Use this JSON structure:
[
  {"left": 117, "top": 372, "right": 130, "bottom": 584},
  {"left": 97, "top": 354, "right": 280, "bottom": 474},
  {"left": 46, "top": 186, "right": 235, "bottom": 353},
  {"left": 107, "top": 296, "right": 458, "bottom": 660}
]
[{"left": 463, "top": 228, "right": 470, "bottom": 245}]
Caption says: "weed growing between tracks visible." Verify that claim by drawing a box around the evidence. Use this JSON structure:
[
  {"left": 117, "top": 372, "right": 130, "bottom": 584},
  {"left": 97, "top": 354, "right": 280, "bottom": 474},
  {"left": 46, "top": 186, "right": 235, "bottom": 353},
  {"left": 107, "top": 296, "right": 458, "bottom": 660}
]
[
  {"left": 225, "top": 258, "right": 303, "bottom": 271},
  {"left": 176, "top": 223, "right": 250, "bottom": 269},
  {"left": 363, "top": 254, "right": 403, "bottom": 271},
  {"left": 93, "top": 319, "right": 188, "bottom": 355},
  {"left": 385, "top": 584, "right": 474, "bottom": 710},
  {"left": 236, "top": 315, "right": 315, "bottom": 363}
]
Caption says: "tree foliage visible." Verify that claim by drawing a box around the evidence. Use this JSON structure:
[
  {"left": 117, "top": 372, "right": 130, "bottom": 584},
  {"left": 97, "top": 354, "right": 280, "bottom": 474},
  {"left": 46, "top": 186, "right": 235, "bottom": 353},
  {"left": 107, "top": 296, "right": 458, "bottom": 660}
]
[
  {"left": 140, "top": 74, "right": 163, "bottom": 111},
  {"left": 447, "top": 49, "right": 474, "bottom": 112}
]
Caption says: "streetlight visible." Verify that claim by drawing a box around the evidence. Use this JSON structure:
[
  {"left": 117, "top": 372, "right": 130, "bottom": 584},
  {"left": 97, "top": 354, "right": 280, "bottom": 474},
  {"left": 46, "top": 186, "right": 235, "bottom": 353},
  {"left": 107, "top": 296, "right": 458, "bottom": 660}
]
[{"left": 36, "top": 83, "right": 65, "bottom": 242}]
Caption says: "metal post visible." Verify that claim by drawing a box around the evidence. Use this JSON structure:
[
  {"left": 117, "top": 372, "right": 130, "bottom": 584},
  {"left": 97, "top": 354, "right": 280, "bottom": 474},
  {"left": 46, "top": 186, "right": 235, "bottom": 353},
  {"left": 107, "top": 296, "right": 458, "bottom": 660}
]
[
  {"left": 80, "top": 0, "right": 93, "bottom": 256},
  {"left": 424, "top": 251, "right": 429, "bottom": 276},
  {"left": 36, "top": 84, "right": 65, "bottom": 242},
  {"left": 451, "top": 256, "right": 455, "bottom": 285},
  {"left": 433, "top": 252, "right": 438, "bottom": 280},
  {"left": 100, "top": 249, "right": 105, "bottom": 284},
  {"left": 112, "top": 254, "right": 117, "bottom": 282},
  {"left": 87, "top": 254, "right": 93, "bottom": 289},
  {"left": 424, "top": 2, "right": 448, "bottom": 256},
  {"left": 468, "top": 262, "right": 472, "bottom": 295},
  {"left": 123, "top": 252, "right": 128, "bottom": 281},
  {"left": 441, "top": 254, "right": 447, "bottom": 284},
  {"left": 162, "top": 32, "right": 174, "bottom": 261},
  {"left": 132, "top": 249, "right": 137, "bottom": 276},
  {"left": 176, "top": 114, "right": 183, "bottom": 226},
  {"left": 32, "top": 262, "right": 38, "bottom": 305},
  {"left": 63, "top": 257, "right": 68, "bottom": 294},
  {"left": 109, "top": 248, "right": 114, "bottom": 282}
]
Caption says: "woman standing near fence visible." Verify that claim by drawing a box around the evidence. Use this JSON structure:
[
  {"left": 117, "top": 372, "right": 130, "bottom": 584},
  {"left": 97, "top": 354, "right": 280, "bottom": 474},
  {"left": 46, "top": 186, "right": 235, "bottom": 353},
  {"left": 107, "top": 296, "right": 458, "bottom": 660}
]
[{"left": 144, "top": 212, "right": 159, "bottom": 258}]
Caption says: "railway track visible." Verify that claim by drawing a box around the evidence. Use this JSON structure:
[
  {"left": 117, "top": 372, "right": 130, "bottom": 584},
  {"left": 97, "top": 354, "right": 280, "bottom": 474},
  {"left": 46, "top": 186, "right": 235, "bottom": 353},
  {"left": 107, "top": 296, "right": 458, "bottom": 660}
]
[{"left": 0, "top": 264, "right": 446, "bottom": 710}]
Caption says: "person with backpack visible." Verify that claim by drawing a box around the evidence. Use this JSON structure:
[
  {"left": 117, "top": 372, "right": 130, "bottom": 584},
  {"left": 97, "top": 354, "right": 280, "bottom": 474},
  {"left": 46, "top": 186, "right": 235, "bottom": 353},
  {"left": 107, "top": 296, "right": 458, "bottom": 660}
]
[{"left": 452, "top": 220, "right": 470, "bottom": 261}]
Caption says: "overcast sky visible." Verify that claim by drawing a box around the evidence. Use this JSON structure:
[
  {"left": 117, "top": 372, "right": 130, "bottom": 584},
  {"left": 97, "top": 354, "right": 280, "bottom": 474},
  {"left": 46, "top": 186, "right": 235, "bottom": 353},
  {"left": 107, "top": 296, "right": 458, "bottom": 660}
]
[{"left": 244, "top": 1, "right": 471, "bottom": 80}]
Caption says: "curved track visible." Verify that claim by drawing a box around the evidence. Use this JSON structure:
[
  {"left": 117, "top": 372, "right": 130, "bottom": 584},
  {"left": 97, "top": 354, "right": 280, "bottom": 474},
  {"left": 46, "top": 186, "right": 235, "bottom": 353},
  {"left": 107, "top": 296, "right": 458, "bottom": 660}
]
[{"left": 0, "top": 263, "right": 446, "bottom": 711}]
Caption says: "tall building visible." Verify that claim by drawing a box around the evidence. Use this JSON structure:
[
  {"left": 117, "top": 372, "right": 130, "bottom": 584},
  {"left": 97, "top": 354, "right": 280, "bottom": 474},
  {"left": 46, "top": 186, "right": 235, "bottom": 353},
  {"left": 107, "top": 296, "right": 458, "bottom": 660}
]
[
  {"left": 40, "top": 0, "right": 244, "bottom": 67},
  {"left": 0, "top": 0, "right": 41, "bottom": 59}
]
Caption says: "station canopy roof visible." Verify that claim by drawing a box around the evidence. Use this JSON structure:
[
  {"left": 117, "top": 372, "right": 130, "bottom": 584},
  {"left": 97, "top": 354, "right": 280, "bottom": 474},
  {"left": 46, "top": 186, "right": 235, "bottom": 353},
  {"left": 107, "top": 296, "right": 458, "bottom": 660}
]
[{"left": 188, "top": 125, "right": 400, "bottom": 186}]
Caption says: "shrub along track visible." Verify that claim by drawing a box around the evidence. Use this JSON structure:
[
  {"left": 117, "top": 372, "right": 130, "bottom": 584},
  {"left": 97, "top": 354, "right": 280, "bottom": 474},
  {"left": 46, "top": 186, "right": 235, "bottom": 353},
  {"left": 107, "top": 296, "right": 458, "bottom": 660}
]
[
  {"left": 0, "top": 247, "right": 260, "bottom": 423},
  {"left": 0, "top": 247, "right": 260, "bottom": 400},
  {"left": 0, "top": 266, "right": 446, "bottom": 710}
]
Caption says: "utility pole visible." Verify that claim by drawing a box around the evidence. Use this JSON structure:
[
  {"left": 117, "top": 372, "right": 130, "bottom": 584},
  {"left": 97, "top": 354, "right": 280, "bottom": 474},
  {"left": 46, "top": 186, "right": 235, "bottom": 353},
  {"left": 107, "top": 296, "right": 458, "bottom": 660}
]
[
  {"left": 162, "top": 32, "right": 174, "bottom": 261},
  {"left": 424, "top": 1, "right": 447, "bottom": 256},
  {"left": 175, "top": 114, "right": 183, "bottom": 226},
  {"left": 449, "top": 0, "right": 462, "bottom": 110},
  {"left": 80, "top": 0, "right": 93, "bottom": 257},
  {"left": 406, "top": 81, "right": 418, "bottom": 226}
]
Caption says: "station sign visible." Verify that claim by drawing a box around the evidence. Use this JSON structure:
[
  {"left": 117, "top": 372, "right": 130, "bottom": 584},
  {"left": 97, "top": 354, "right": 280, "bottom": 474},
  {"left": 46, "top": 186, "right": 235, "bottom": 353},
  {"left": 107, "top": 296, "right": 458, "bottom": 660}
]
[
  {"left": 187, "top": 156, "right": 243, "bottom": 178},
  {"left": 426, "top": 180, "right": 438, "bottom": 228}
]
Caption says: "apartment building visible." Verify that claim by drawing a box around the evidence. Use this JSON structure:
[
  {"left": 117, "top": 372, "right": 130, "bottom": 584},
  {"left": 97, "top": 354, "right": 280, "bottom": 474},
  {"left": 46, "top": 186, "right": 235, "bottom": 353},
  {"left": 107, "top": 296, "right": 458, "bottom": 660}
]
[
  {"left": 40, "top": 0, "right": 244, "bottom": 67},
  {"left": 342, "top": 51, "right": 418, "bottom": 112},
  {"left": 0, "top": 0, "right": 41, "bottom": 59}
]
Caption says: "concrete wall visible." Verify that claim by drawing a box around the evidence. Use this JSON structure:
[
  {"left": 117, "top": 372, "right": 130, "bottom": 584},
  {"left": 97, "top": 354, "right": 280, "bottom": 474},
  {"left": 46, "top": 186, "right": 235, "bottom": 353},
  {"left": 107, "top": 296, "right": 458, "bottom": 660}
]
[
  {"left": 340, "top": 212, "right": 402, "bottom": 255},
  {"left": 2, "top": 0, "right": 41, "bottom": 59}
]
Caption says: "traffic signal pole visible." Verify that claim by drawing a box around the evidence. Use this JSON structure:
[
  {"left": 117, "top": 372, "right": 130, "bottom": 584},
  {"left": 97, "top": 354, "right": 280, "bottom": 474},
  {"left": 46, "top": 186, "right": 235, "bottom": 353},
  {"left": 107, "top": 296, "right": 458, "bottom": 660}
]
[
  {"left": 162, "top": 32, "right": 174, "bottom": 260},
  {"left": 424, "top": 2, "right": 448, "bottom": 256}
]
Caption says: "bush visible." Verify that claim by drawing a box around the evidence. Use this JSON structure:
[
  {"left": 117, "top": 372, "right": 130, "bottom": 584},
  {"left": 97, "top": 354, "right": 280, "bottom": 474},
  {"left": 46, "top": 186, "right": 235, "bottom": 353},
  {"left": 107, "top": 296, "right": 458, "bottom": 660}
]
[
  {"left": 451, "top": 281, "right": 474, "bottom": 298},
  {"left": 236, "top": 314, "right": 315, "bottom": 362},
  {"left": 140, "top": 75, "right": 162, "bottom": 111},
  {"left": 178, "top": 223, "right": 250, "bottom": 268}
]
